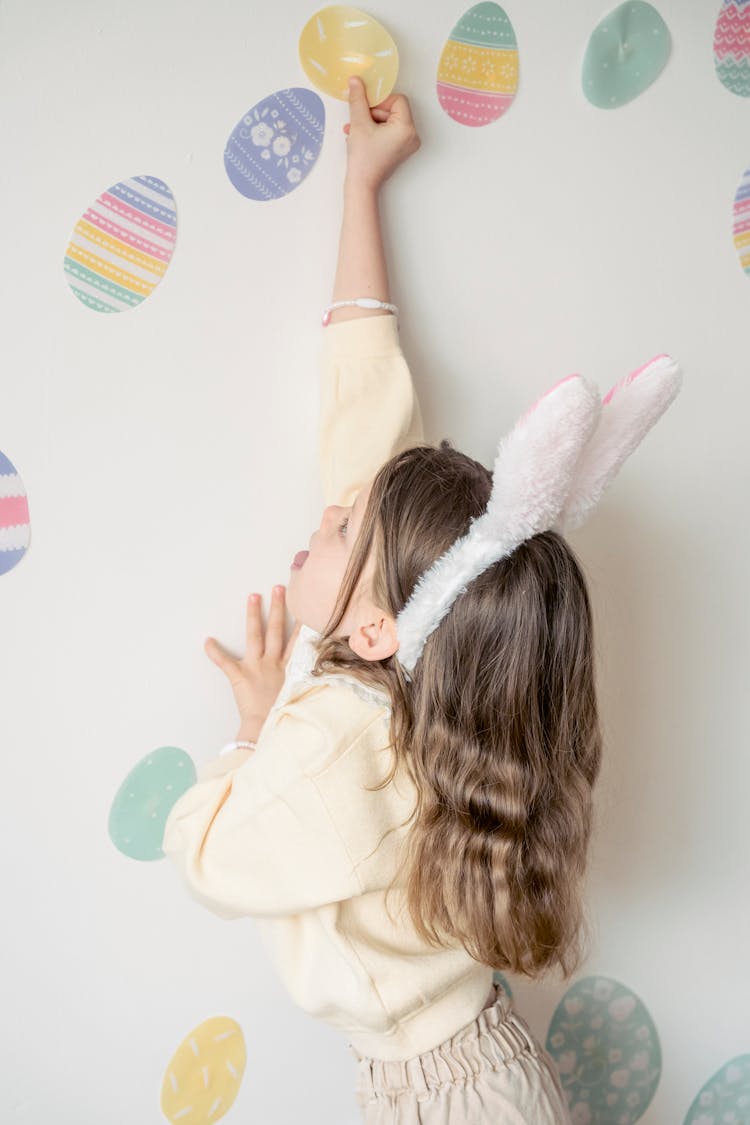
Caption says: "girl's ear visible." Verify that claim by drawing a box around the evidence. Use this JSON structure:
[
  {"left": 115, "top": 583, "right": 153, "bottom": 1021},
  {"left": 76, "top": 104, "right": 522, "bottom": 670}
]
[{"left": 348, "top": 613, "right": 400, "bottom": 662}]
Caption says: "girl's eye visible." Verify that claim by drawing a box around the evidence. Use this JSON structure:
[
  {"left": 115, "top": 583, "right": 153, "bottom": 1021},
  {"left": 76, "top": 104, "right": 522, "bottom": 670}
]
[{"left": 338, "top": 516, "right": 349, "bottom": 536}]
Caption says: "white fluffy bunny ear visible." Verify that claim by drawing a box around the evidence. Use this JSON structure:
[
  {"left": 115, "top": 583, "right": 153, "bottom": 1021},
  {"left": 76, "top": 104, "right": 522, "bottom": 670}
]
[
  {"left": 554, "top": 354, "right": 683, "bottom": 534},
  {"left": 395, "top": 373, "right": 601, "bottom": 674}
]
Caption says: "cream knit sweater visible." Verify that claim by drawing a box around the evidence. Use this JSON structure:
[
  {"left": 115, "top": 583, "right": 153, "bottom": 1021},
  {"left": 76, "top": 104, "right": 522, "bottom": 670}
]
[{"left": 163, "top": 315, "right": 493, "bottom": 1061}]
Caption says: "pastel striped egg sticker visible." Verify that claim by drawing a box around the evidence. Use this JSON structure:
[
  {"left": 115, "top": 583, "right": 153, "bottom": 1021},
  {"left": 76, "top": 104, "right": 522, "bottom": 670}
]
[
  {"left": 682, "top": 1054, "right": 750, "bottom": 1125},
  {"left": 224, "top": 88, "right": 324, "bottom": 201},
  {"left": 437, "top": 2, "right": 519, "bottom": 127},
  {"left": 733, "top": 162, "right": 750, "bottom": 275},
  {"left": 161, "top": 1017, "right": 246, "bottom": 1125},
  {"left": 63, "top": 175, "right": 177, "bottom": 313},
  {"left": 545, "top": 975, "right": 661, "bottom": 1124},
  {"left": 108, "top": 746, "right": 196, "bottom": 862},
  {"left": 582, "top": 2, "right": 671, "bottom": 109},
  {"left": 0, "top": 450, "right": 30, "bottom": 576},
  {"left": 298, "top": 5, "right": 398, "bottom": 103},
  {"left": 714, "top": 0, "right": 750, "bottom": 97}
]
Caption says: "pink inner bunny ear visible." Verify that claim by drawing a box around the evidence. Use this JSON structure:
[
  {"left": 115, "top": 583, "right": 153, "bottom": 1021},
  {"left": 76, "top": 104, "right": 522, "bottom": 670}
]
[
  {"left": 602, "top": 353, "right": 673, "bottom": 405},
  {"left": 519, "top": 373, "right": 582, "bottom": 423},
  {"left": 555, "top": 355, "right": 683, "bottom": 534}
]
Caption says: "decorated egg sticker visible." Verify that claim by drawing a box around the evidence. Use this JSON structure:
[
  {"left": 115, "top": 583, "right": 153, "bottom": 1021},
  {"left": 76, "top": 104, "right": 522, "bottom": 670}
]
[
  {"left": 224, "top": 88, "right": 324, "bottom": 201},
  {"left": 733, "top": 162, "right": 750, "bottom": 277},
  {"left": 0, "top": 450, "right": 30, "bottom": 576},
  {"left": 63, "top": 175, "right": 177, "bottom": 313},
  {"left": 108, "top": 746, "right": 196, "bottom": 861},
  {"left": 437, "top": 2, "right": 519, "bottom": 126},
  {"left": 682, "top": 1053, "right": 750, "bottom": 1125},
  {"left": 714, "top": 0, "right": 750, "bottom": 97},
  {"left": 582, "top": 2, "right": 671, "bottom": 109},
  {"left": 545, "top": 975, "right": 661, "bottom": 1124},
  {"left": 161, "top": 1016, "right": 246, "bottom": 1125},
  {"left": 298, "top": 5, "right": 398, "bottom": 103}
]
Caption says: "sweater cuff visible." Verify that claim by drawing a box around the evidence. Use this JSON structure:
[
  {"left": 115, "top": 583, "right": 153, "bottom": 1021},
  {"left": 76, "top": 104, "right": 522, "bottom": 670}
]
[
  {"left": 321, "top": 314, "right": 401, "bottom": 359},
  {"left": 196, "top": 747, "right": 253, "bottom": 782}
]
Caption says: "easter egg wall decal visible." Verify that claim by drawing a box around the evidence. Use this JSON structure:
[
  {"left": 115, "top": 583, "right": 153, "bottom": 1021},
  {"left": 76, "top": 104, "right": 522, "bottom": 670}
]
[
  {"left": 224, "top": 88, "right": 324, "bottom": 201},
  {"left": 682, "top": 1054, "right": 750, "bottom": 1125},
  {"left": 437, "top": 2, "right": 519, "bottom": 126},
  {"left": 63, "top": 175, "right": 177, "bottom": 313},
  {"left": 161, "top": 1016, "right": 246, "bottom": 1125},
  {"left": 582, "top": 2, "right": 671, "bottom": 109},
  {"left": 108, "top": 746, "right": 196, "bottom": 861},
  {"left": 0, "top": 450, "right": 30, "bottom": 576},
  {"left": 298, "top": 6, "right": 398, "bottom": 103},
  {"left": 714, "top": 0, "right": 750, "bottom": 96},
  {"left": 545, "top": 975, "right": 661, "bottom": 1124},
  {"left": 733, "top": 162, "right": 750, "bottom": 275}
]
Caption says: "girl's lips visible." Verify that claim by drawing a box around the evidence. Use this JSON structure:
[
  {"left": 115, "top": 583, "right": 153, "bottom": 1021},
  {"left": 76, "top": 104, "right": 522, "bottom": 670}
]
[{"left": 291, "top": 550, "right": 309, "bottom": 570}]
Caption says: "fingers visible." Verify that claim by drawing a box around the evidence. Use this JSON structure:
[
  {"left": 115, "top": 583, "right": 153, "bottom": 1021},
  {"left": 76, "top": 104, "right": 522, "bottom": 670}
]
[
  {"left": 245, "top": 593, "right": 264, "bottom": 660},
  {"left": 205, "top": 636, "right": 239, "bottom": 680},
  {"left": 265, "top": 586, "right": 287, "bottom": 661},
  {"left": 347, "top": 75, "right": 373, "bottom": 124}
]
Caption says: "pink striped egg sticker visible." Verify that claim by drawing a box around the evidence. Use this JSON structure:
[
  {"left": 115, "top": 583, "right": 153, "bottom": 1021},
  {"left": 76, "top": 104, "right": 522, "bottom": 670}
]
[
  {"left": 63, "top": 175, "right": 177, "bottom": 313},
  {"left": 733, "top": 161, "right": 750, "bottom": 275},
  {"left": 0, "top": 450, "right": 30, "bottom": 576}
]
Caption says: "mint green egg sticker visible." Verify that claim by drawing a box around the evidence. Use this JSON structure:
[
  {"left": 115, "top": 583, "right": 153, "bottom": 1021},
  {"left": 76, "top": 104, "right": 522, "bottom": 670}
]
[
  {"left": 108, "top": 746, "right": 196, "bottom": 861},
  {"left": 683, "top": 1054, "right": 750, "bottom": 1125},
  {"left": 492, "top": 970, "right": 513, "bottom": 1000},
  {"left": 582, "top": 2, "right": 671, "bottom": 109},
  {"left": 545, "top": 976, "right": 661, "bottom": 1124}
]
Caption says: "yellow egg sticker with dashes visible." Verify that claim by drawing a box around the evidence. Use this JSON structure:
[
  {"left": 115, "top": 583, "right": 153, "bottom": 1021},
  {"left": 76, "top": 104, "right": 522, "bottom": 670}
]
[
  {"left": 298, "top": 5, "right": 398, "bottom": 103},
  {"left": 160, "top": 1017, "right": 246, "bottom": 1124}
]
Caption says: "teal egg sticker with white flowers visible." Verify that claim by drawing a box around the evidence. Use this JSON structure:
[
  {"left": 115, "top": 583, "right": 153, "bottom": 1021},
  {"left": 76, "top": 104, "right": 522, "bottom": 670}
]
[
  {"left": 682, "top": 1054, "right": 750, "bottom": 1125},
  {"left": 545, "top": 975, "right": 661, "bottom": 1124}
]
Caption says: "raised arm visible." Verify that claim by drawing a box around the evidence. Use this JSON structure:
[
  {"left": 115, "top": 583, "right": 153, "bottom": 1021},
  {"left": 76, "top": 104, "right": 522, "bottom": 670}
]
[{"left": 319, "top": 78, "right": 425, "bottom": 507}]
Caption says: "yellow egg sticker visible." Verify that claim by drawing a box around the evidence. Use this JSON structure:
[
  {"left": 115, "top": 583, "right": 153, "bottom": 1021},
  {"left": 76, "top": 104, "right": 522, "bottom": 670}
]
[
  {"left": 160, "top": 1016, "right": 246, "bottom": 1124},
  {"left": 298, "top": 5, "right": 398, "bottom": 103}
]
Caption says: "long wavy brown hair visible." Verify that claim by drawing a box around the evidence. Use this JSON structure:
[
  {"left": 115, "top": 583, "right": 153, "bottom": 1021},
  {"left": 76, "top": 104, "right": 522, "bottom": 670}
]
[{"left": 310, "top": 441, "right": 602, "bottom": 980}]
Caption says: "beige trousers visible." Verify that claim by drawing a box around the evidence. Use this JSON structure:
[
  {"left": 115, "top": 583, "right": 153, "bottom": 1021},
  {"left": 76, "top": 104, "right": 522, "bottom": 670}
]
[{"left": 349, "top": 984, "right": 571, "bottom": 1124}]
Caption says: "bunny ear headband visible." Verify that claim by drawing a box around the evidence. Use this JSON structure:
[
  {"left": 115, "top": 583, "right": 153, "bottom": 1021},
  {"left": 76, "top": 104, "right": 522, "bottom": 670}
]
[{"left": 395, "top": 354, "right": 683, "bottom": 678}]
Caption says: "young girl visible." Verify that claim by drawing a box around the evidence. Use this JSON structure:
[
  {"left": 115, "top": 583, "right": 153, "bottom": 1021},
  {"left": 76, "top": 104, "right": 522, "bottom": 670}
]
[{"left": 164, "top": 76, "right": 679, "bottom": 1123}]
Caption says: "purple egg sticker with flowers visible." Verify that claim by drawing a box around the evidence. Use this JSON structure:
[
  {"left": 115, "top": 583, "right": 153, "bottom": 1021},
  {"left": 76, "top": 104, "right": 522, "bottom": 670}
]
[{"left": 224, "top": 87, "right": 325, "bottom": 201}]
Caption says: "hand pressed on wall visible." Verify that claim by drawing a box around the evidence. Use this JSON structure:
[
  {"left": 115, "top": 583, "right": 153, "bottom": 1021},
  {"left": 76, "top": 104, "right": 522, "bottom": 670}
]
[{"left": 205, "top": 586, "right": 301, "bottom": 743}]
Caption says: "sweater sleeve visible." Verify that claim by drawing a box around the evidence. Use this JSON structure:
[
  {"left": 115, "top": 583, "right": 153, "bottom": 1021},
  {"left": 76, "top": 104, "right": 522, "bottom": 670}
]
[
  {"left": 319, "top": 315, "right": 426, "bottom": 507},
  {"left": 162, "top": 693, "right": 374, "bottom": 919}
]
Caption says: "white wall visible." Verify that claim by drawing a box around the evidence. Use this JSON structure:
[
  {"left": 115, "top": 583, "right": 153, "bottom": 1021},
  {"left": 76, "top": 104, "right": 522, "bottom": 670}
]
[{"left": 1, "top": 1, "right": 747, "bottom": 1121}]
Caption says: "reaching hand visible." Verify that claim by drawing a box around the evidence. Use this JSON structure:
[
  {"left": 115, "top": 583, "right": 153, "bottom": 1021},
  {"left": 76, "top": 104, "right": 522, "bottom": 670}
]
[
  {"left": 343, "top": 76, "right": 421, "bottom": 191},
  {"left": 205, "top": 586, "right": 302, "bottom": 744}
]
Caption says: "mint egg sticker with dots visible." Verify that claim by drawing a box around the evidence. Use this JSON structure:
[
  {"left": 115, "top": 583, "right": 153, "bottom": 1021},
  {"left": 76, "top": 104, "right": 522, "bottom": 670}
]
[
  {"left": 545, "top": 975, "right": 662, "bottom": 1124},
  {"left": 437, "top": 2, "right": 519, "bottom": 127},
  {"left": 582, "top": 2, "right": 671, "bottom": 109},
  {"left": 63, "top": 175, "right": 177, "bottom": 313},
  {"left": 108, "top": 747, "right": 196, "bottom": 862},
  {"left": 714, "top": 0, "right": 750, "bottom": 97},
  {"left": 0, "top": 450, "right": 30, "bottom": 576}
]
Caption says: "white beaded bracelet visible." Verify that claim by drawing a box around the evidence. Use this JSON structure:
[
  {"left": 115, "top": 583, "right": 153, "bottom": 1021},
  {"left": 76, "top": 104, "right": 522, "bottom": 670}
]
[
  {"left": 219, "top": 740, "right": 257, "bottom": 756},
  {"left": 322, "top": 297, "right": 399, "bottom": 327}
]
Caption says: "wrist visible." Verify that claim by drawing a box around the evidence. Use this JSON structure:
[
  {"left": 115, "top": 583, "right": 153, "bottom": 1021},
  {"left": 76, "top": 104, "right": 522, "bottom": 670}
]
[{"left": 344, "top": 172, "right": 381, "bottom": 199}]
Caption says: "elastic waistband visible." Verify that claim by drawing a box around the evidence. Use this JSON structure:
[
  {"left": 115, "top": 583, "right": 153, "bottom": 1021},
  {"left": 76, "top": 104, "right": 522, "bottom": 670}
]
[{"left": 350, "top": 984, "right": 544, "bottom": 1096}]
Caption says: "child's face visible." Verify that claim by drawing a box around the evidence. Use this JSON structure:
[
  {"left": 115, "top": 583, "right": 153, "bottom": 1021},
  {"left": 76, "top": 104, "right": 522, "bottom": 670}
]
[{"left": 286, "top": 480, "right": 375, "bottom": 636}]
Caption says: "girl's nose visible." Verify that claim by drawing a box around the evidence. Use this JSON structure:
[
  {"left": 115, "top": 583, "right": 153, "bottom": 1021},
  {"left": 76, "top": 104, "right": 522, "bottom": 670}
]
[{"left": 322, "top": 504, "right": 342, "bottom": 529}]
